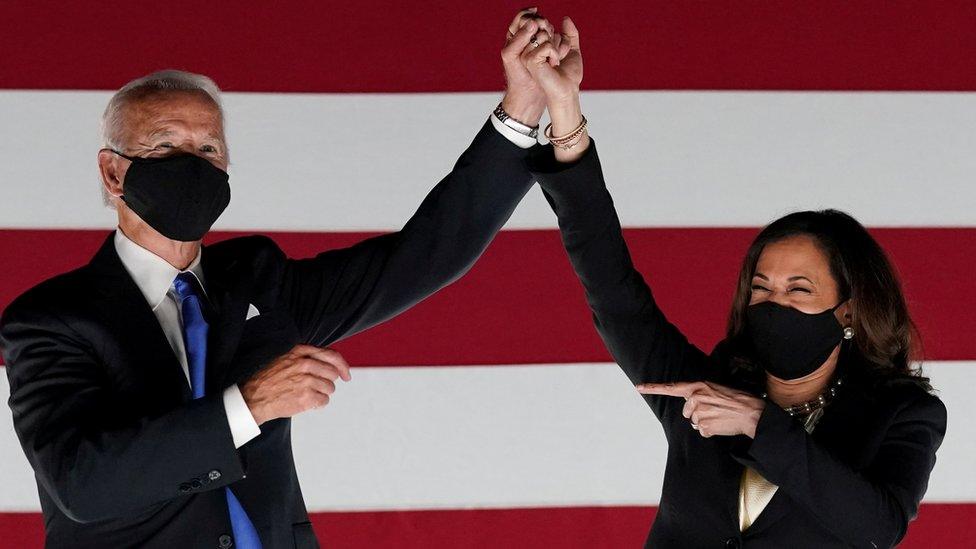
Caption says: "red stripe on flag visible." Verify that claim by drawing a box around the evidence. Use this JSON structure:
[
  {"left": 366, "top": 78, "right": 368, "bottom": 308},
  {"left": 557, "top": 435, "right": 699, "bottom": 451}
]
[
  {"left": 1, "top": 2, "right": 975, "bottom": 92},
  {"left": 0, "top": 504, "right": 973, "bottom": 548},
  {"left": 0, "top": 228, "right": 972, "bottom": 365}
]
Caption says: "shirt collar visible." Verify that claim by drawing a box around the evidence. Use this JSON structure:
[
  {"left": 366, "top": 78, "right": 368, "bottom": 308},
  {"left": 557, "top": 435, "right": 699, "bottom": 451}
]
[{"left": 114, "top": 229, "right": 205, "bottom": 311}]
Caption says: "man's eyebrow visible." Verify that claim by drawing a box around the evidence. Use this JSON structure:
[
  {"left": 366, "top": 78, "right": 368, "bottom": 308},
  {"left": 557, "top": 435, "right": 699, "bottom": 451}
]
[{"left": 147, "top": 129, "right": 177, "bottom": 140}]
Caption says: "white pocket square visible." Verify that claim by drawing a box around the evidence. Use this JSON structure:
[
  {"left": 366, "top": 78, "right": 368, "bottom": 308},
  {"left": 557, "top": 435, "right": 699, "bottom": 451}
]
[{"left": 245, "top": 303, "right": 261, "bottom": 321}]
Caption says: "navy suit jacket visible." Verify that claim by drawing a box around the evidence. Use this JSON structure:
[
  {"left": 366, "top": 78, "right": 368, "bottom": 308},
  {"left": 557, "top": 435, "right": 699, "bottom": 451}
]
[{"left": 1, "top": 121, "right": 537, "bottom": 548}]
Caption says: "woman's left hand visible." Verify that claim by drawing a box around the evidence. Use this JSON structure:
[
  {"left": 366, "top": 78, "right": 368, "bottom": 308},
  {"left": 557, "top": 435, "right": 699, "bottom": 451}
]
[
  {"left": 521, "top": 16, "right": 582, "bottom": 106},
  {"left": 636, "top": 381, "right": 766, "bottom": 438}
]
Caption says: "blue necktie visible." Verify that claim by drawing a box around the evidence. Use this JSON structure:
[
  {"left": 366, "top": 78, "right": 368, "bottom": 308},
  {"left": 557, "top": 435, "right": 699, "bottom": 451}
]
[{"left": 173, "top": 272, "right": 262, "bottom": 549}]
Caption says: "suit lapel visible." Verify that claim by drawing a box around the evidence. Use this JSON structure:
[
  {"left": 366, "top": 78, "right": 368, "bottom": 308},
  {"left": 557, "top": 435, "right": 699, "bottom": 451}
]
[
  {"left": 201, "top": 246, "right": 249, "bottom": 392},
  {"left": 88, "top": 234, "right": 253, "bottom": 398},
  {"left": 87, "top": 233, "right": 191, "bottom": 401},
  {"left": 741, "top": 483, "right": 792, "bottom": 536},
  {"left": 740, "top": 385, "right": 868, "bottom": 538}
]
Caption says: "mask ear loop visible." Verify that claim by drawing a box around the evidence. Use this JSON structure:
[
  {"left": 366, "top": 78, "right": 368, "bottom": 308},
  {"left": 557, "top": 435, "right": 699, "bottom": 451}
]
[
  {"left": 829, "top": 299, "right": 849, "bottom": 313},
  {"left": 100, "top": 148, "right": 137, "bottom": 162},
  {"left": 99, "top": 148, "right": 135, "bottom": 201}
]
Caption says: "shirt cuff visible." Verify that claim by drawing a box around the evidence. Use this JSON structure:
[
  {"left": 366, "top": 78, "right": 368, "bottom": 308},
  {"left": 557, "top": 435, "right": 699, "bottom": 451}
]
[
  {"left": 490, "top": 114, "right": 538, "bottom": 149},
  {"left": 222, "top": 385, "right": 261, "bottom": 449}
]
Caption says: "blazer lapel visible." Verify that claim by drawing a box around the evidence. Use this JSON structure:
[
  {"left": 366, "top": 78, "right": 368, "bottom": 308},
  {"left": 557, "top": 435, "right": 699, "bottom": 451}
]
[
  {"left": 87, "top": 233, "right": 191, "bottom": 401},
  {"left": 736, "top": 387, "right": 866, "bottom": 534},
  {"left": 741, "top": 484, "right": 793, "bottom": 537},
  {"left": 201, "top": 246, "right": 249, "bottom": 392}
]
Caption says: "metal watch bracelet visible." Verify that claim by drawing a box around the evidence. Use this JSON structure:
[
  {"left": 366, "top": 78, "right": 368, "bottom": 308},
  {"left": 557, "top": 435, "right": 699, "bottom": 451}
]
[{"left": 493, "top": 103, "right": 539, "bottom": 139}]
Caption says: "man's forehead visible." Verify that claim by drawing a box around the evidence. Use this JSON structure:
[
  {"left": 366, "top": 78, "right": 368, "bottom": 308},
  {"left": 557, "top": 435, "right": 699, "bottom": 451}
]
[
  {"left": 126, "top": 90, "right": 221, "bottom": 122},
  {"left": 146, "top": 127, "right": 223, "bottom": 140},
  {"left": 123, "top": 91, "right": 224, "bottom": 137}
]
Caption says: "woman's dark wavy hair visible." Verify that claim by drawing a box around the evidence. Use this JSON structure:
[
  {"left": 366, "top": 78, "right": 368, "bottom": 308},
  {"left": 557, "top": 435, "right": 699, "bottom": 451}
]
[{"left": 724, "top": 209, "right": 930, "bottom": 391}]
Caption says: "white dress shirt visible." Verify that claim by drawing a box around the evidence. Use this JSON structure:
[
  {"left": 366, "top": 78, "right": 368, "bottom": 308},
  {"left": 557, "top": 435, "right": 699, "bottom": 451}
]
[
  {"left": 114, "top": 229, "right": 261, "bottom": 449},
  {"left": 491, "top": 114, "right": 539, "bottom": 149}
]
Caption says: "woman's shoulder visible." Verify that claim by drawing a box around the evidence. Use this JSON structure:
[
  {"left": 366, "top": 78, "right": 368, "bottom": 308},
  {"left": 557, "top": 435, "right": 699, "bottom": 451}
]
[{"left": 857, "top": 374, "right": 947, "bottom": 428}]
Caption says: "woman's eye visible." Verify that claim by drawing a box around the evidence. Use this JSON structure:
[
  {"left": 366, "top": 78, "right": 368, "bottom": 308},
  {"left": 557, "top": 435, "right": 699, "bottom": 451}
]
[
  {"left": 751, "top": 285, "right": 769, "bottom": 292},
  {"left": 200, "top": 145, "right": 217, "bottom": 153},
  {"left": 788, "top": 287, "right": 812, "bottom": 294},
  {"left": 156, "top": 143, "right": 174, "bottom": 149}
]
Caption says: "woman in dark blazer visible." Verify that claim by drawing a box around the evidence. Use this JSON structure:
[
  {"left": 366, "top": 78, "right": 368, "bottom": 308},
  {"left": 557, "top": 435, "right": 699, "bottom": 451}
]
[{"left": 521, "top": 19, "right": 947, "bottom": 548}]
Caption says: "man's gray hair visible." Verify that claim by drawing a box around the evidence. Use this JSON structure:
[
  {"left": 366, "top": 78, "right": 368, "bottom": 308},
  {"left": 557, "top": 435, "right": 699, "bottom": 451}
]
[
  {"left": 100, "top": 70, "right": 225, "bottom": 205},
  {"left": 101, "top": 69, "right": 224, "bottom": 151}
]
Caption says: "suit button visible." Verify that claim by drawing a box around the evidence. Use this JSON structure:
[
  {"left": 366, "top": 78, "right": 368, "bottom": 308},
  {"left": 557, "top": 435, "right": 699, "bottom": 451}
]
[
  {"left": 725, "top": 538, "right": 740, "bottom": 548},
  {"left": 190, "top": 478, "right": 202, "bottom": 489},
  {"left": 209, "top": 469, "right": 222, "bottom": 481},
  {"left": 218, "top": 533, "right": 234, "bottom": 548},
  {"left": 178, "top": 483, "right": 191, "bottom": 493}
]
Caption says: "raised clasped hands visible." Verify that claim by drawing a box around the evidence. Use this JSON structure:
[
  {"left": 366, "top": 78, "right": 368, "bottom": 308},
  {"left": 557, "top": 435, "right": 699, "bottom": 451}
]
[
  {"left": 500, "top": 8, "right": 588, "bottom": 161},
  {"left": 518, "top": 14, "right": 582, "bottom": 108}
]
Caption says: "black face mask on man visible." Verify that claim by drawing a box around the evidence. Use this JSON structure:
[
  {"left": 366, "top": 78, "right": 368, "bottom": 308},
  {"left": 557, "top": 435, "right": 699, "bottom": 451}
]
[
  {"left": 745, "top": 301, "right": 846, "bottom": 380},
  {"left": 107, "top": 150, "right": 230, "bottom": 242}
]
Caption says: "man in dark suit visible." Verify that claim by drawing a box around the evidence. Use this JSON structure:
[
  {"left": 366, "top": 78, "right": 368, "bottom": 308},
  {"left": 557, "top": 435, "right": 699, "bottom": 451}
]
[{"left": 1, "top": 11, "right": 558, "bottom": 548}]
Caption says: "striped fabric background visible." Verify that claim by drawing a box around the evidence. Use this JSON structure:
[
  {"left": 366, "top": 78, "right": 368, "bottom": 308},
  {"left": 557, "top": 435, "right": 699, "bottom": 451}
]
[{"left": 1, "top": 2, "right": 975, "bottom": 547}]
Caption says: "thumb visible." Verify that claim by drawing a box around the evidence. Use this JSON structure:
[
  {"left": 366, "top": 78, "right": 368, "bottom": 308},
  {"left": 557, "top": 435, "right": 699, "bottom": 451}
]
[{"left": 562, "top": 16, "right": 580, "bottom": 51}]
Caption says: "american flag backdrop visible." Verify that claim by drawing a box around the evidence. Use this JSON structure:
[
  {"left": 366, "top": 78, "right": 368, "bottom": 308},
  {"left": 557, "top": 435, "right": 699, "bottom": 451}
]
[{"left": 1, "top": 2, "right": 975, "bottom": 547}]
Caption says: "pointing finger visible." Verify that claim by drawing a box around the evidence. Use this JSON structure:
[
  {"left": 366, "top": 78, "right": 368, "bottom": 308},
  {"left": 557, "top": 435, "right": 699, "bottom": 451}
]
[{"left": 636, "top": 382, "right": 701, "bottom": 398}]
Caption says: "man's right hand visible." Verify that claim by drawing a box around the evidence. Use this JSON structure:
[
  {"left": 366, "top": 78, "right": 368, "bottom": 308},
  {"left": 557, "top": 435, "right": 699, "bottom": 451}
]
[
  {"left": 500, "top": 7, "right": 555, "bottom": 128},
  {"left": 240, "top": 344, "right": 352, "bottom": 425}
]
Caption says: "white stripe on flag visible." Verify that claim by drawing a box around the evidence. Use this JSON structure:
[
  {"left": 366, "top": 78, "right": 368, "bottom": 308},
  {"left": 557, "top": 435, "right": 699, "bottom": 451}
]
[
  {"left": 0, "top": 91, "right": 974, "bottom": 231},
  {"left": 0, "top": 361, "right": 971, "bottom": 511}
]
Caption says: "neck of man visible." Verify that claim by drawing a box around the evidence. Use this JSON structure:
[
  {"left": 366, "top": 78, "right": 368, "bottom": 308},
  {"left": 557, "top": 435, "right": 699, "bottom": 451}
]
[
  {"left": 118, "top": 211, "right": 201, "bottom": 271},
  {"left": 765, "top": 345, "right": 840, "bottom": 408}
]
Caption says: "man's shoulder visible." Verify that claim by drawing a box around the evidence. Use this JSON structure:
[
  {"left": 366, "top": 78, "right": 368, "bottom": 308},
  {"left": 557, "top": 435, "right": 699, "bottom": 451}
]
[{"left": 1, "top": 264, "right": 93, "bottom": 330}]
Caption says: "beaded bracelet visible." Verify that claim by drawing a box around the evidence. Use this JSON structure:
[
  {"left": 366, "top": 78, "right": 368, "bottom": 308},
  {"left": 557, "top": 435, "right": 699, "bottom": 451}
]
[{"left": 544, "top": 116, "right": 588, "bottom": 150}]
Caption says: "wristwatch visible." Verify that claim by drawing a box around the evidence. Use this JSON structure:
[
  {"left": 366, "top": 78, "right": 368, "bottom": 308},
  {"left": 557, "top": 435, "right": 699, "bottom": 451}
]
[{"left": 493, "top": 103, "right": 539, "bottom": 139}]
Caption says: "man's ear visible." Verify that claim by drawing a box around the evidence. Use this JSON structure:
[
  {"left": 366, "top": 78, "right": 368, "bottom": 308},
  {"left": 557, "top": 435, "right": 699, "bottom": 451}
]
[{"left": 97, "top": 149, "right": 125, "bottom": 199}]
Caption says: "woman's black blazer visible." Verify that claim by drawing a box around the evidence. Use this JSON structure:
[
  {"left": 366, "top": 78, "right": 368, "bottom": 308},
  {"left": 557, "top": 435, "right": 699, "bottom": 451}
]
[{"left": 529, "top": 142, "right": 947, "bottom": 549}]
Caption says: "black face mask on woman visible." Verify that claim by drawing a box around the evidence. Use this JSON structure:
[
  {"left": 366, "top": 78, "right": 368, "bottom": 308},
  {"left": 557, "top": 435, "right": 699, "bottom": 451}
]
[
  {"left": 745, "top": 301, "right": 845, "bottom": 380},
  {"left": 109, "top": 150, "right": 231, "bottom": 242}
]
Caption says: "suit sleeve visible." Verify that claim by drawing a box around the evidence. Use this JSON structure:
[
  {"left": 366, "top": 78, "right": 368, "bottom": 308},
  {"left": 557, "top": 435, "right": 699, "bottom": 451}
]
[
  {"left": 529, "top": 141, "right": 710, "bottom": 421},
  {"left": 1, "top": 301, "right": 246, "bottom": 524},
  {"left": 280, "top": 119, "right": 537, "bottom": 345},
  {"left": 731, "top": 390, "right": 947, "bottom": 547}
]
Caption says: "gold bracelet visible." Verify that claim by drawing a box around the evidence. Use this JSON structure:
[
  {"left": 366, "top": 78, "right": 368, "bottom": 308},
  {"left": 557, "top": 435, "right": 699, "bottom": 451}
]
[
  {"left": 544, "top": 115, "right": 588, "bottom": 147},
  {"left": 550, "top": 131, "right": 588, "bottom": 150}
]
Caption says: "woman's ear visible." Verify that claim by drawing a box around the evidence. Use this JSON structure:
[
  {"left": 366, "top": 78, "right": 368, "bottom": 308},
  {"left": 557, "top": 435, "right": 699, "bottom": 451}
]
[{"left": 835, "top": 299, "right": 853, "bottom": 323}]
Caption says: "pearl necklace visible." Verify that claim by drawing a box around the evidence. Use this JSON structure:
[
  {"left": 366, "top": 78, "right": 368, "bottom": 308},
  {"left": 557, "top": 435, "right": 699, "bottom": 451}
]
[{"left": 762, "top": 378, "right": 843, "bottom": 418}]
